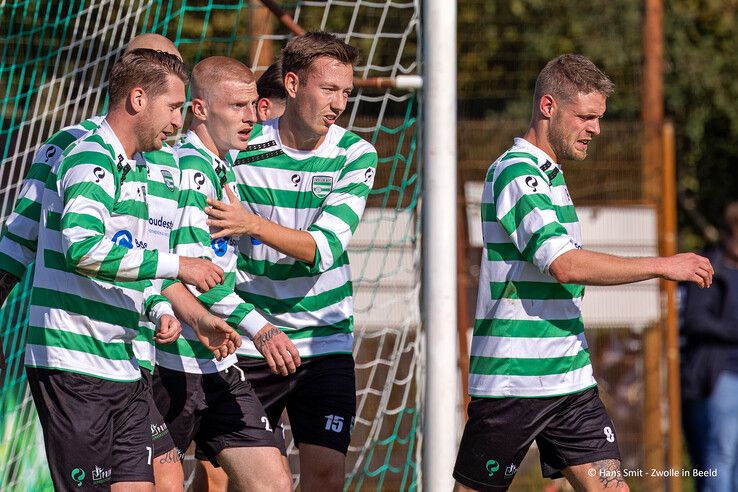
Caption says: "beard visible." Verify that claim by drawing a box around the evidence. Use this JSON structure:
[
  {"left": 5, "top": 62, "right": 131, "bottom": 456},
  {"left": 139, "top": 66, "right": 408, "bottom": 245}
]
[{"left": 549, "top": 120, "right": 587, "bottom": 162}]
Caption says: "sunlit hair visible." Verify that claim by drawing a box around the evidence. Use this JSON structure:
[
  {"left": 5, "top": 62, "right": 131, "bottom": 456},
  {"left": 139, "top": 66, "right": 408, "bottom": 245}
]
[
  {"left": 108, "top": 49, "right": 189, "bottom": 107},
  {"left": 281, "top": 31, "right": 359, "bottom": 82},
  {"left": 534, "top": 54, "right": 614, "bottom": 105}
]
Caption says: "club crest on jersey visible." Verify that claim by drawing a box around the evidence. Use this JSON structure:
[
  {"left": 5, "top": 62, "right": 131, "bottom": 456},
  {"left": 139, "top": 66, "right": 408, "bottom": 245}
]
[
  {"left": 311, "top": 175, "right": 333, "bottom": 198},
  {"left": 161, "top": 169, "right": 175, "bottom": 191}
]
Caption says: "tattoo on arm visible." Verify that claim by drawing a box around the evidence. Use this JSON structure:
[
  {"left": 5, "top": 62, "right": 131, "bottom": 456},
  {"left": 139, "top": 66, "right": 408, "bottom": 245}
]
[
  {"left": 253, "top": 327, "right": 282, "bottom": 351},
  {"left": 158, "top": 448, "right": 182, "bottom": 464},
  {"left": 595, "top": 459, "right": 625, "bottom": 489}
]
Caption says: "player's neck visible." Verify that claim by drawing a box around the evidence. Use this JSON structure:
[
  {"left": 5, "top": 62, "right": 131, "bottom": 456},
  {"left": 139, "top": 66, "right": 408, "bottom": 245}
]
[
  {"left": 191, "top": 122, "right": 227, "bottom": 160},
  {"left": 522, "top": 123, "right": 559, "bottom": 164},
  {"left": 105, "top": 112, "right": 139, "bottom": 159},
  {"left": 278, "top": 107, "right": 325, "bottom": 151}
]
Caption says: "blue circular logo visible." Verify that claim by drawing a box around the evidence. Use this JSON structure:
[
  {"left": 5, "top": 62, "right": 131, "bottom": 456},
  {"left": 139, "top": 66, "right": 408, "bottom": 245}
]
[
  {"left": 211, "top": 238, "right": 228, "bottom": 257},
  {"left": 250, "top": 236, "right": 262, "bottom": 246},
  {"left": 111, "top": 230, "right": 133, "bottom": 249}
]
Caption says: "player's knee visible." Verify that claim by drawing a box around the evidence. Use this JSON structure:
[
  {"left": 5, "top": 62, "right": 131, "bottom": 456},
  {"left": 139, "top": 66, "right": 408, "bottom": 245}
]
[{"left": 272, "top": 469, "right": 292, "bottom": 492}]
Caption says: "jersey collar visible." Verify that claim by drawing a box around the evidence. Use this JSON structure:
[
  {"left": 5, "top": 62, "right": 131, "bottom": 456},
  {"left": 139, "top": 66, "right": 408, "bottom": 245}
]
[{"left": 512, "top": 137, "right": 562, "bottom": 182}]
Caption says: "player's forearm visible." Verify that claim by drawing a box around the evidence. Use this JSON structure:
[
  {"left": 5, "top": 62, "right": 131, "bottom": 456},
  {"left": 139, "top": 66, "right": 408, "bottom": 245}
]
[
  {"left": 548, "top": 249, "right": 664, "bottom": 286},
  {"left": 162, "top": 281, "right": 211, "bottom": 328},
  {"left": 251, "top": 216, "right": 317, "bottom": 264}
]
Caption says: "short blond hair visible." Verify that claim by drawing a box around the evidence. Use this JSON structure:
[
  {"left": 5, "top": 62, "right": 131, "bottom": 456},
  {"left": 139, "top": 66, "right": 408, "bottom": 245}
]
[
  {"left": 190, "top": 56, "right": 255, "bottom": 101},
  {"left": 534, "top": 54, "right": 614, "bottom": 105}
]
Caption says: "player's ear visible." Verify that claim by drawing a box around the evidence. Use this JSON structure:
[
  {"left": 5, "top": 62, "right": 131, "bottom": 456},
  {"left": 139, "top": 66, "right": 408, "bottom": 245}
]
[
  {"left": 129, "top": 87, "right": 147, "bottom": 113},
  {"left": 257, "top": 98, "right": 271, "bottom": 121},
  {"left": 539, "top": 94, "right": 556, "bottom": 119},
  {"left": 284, "top": 72, "right": 299, "bottom": 99},
  {"left": 191, "top": 97, "right": 208, "bottom": 121}
]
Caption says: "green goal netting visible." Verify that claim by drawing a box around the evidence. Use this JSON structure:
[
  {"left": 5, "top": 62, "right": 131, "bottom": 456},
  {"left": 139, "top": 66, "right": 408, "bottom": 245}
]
[{"left": 0, "top": 1, "right": 422, "bottom": 490}]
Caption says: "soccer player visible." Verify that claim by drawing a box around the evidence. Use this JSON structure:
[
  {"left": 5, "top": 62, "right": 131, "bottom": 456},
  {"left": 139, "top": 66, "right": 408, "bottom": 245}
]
[
  {"left": 25, "top": 49, "right": 229, "bottom": 491},
  {"left": 256, "top": 61, "right": 286, "bottom": 122},
  {"left": 190, "top": 58, "right": 292, "bottom": 492},
  {"left": 204, "top": 32, "right": 378, "bottom": 491},
  {"left": 0, "top": 34, "right": 216, "bottom": 491},
  {"left": 452, "top": 54, "right": 713, "bottom": 492},
  {"left": 153, "top": 56, "right": 293, "bottom": 492}
]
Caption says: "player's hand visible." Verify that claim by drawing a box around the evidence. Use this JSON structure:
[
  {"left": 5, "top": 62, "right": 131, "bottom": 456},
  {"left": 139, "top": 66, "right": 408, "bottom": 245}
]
[
  {"left": 177, "top": 256, "right": 224, "bottom": 292},
  {"left": 193, "top": 313, "right": 242, "bottom": 361},
  {"left": 660, "top": 253, "right": 714, "bottom": 288},
  {"left": 154, "top": 314, "right": 181, "bottom": 344},
  {"left": 252, "top": 324, "right": 301, "bottom": 376},
  {"left": 206, "top": 185, "right": 260, "bottom": 239}
]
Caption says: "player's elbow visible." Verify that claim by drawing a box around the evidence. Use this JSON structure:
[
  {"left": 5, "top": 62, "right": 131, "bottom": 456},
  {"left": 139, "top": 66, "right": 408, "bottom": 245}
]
[{"left": 548, "top": 256, "right": 575, "bottom": 284}]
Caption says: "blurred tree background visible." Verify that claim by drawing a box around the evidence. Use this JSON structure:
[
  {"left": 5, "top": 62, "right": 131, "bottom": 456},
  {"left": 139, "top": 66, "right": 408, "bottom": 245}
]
[{"left": 457, "top": 0, "right": 738, "bottom": 250}]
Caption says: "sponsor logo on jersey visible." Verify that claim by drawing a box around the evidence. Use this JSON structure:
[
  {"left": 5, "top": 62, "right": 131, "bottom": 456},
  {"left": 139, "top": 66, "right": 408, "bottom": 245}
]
[
  {"left": 364, "top": 168, "right": 375, "bottom": 182},
  {"left": 312, "top": 175, "right": 333, "bottom": 198},
  {"left": 485, "top": 459, "right": 500, "bottom": 477},
  {"left": 45, "top": 146, "right": 57, "bottom": 162},
  {"left": 71, "top": 468, "right": 85, "bottom": 487},
  {"left": 525, "top": 176, "right": 538, "bottom": 191},
  {"left": 194, "top": 172, "right": 205, "bottom": 190},
  {"left": 160, "top": 169, "right": 176, "bottom": 191},
  {"left": 148, "top": 216, "right": 174, "bottom": 230},
  {"left": 91, "top": 466, "right": 111, "bottom": 484},
  {"left": 504, "top": 464, "right": 517, "bottom": 478},
  {"left": 211, "top": 237, "right": 228, "bottom": 257},
  {"left": 93, "top": 167, "right": 106, "bottom": 183},
  {"left": 112, "top": 230, "right": 133, "bottom": 249},
  {"left": 291, "top": 174, "right": 301, "bottom": 187}
]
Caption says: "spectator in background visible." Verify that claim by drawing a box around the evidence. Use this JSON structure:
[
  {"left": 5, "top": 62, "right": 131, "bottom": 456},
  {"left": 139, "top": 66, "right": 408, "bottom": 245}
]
[
  {"left": 682, "top": 200, "right": 738, "bottom": 492},
  {"left": 256, "top": 61, "right": 286, "bottom": 121}
]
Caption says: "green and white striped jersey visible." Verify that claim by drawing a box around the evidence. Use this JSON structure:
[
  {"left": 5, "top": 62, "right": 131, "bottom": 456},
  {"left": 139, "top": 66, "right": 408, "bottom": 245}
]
[
  {"left": 132, "top": 144, "right": 181, "bottom": 373},
  {"left": 0, "top": 116, "right": 104, "bottom": 278},
  {"left": 157, "top": 130, "right": 269, "bottom": 373},
  {"left": 229, "top": 119, "right": 377, "bottom": 358},
  {"left": 470, "top": 137, "right": 594, "bottom": 398},
  {"left": 25, "top": 119, "right": 178, "bottom": 382}
]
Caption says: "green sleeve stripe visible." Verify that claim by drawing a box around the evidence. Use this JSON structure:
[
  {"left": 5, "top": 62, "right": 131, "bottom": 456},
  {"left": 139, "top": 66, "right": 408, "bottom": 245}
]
[
  {"left": 42, "top": 250, "right": 147, "bottom": 292},
  {"left": 79, "top": 119, "right": 102, "bottom": 131},
  {"left": 25, "top": 161, "right": 52, "bottom": 182},
  {"left": 11, "top": 197, "right": 42, "bottom": 223},
  {"left": 488, "top": 281, "right": 584, "bottom": 300},
  {"left": 238, "top": 280, "right": 352, "bottom": 315},
  {"left": 63, "top": 182, "right": 114, "bottom": 208},
  {"left": 58, "top": 150, "right": 116, "bottom": 179},
  {"left": 469, "top": 349, "right": 591, "bottom": 376},
  {"left": 285, "top": 318, "right": 353, "bottom": 339},
  {"left": 338, "top": 152, "right": 377, "bottom": 180},
  {"left": 155, "top": 333, "right": 217, "bottom": 359},
  {"left": 32, "top": 287, "right": 139, "bottom": 329},
  {"left": 0, "top": 252, "right": 27, "bottom": 278},
  {"left": 237, "top": 252, "right": 348, "bottom": 281},
  {"left": 61, "top": 212, "right": 105, "bottom": 234},
  {"left": 1, "top": 228, "right": 36, "bottom": 252},
  {"left": 136, "top": 250, "right": 159, "bottom": 280},
  {"left": 332, "top": 181, "right": 371, "bottom": 199},
  {"left": 473, "top": 317, "right": 584, "bottom": 338},
  {"left": 179, "top": 154, "right": 220, "bottom": 188},
  {"left": 323, "top": 204, "right": 360, "bottom": 233},
  {"left": 308, "top": 224, "right": 344, "bottom": 264},
  {"left": 194, "top": 284, "right": 233, "bottom": 309},
  {"left": 493, "top": 162, "right": 546, "bottom": 197},
  {"left": 520, "top": 221, "right": 571, "bottom": 264},
  {"left": 46, "top": 211, "right": 61, "bottom": 231},
  {"left": 336, "top": 130, "right": 362, "bottom": 149},
  {"left": 483, "top": 202, "right": 577, "bottom": 224},
  {"left": 27, "top": 325, "right": 134, "bottom": 361}
]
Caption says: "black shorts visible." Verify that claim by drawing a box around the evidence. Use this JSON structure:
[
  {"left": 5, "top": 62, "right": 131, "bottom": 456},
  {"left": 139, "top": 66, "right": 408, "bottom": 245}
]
[
  {"left": 152, "top": 364, "right": 277, "bottom": 466},
  {"left": 453, "top": 386, "right": 621, "bottom": 491},
  {"left": 140, "top": 369, "right": 176, "bottom": 458},
  {"left": 233, "top": 353, "right": 356, "bottom": 455},
  {"left": 26, "top": 367, "right": 154, "bottom": 489}
]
